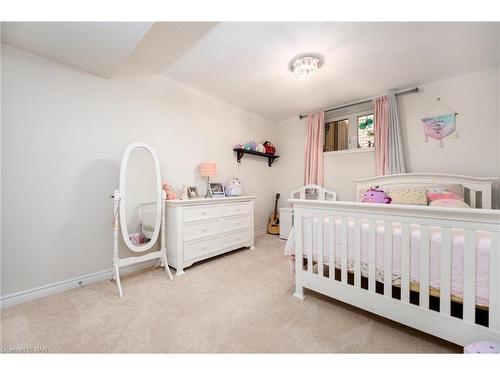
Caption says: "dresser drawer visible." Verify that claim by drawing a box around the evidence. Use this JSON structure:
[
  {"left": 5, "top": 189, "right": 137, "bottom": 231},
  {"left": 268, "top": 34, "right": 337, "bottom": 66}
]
[
  {"left": 183, "top": 204, "right": 221, "bottom": 222},
  {"left": 183, "top": 236, "right": 222, "bottom": 262},
  {"left": 222, "top": 202, "right": 251, "bottom": 217},
  {"left": 183, "top": 219, "right": 221, "bottom": 241},
  {"left": 222, "top": 214, "right": 250, "bottom": 233},
  {"left": 222, "top": 229, "right": 251, "bottom": 250}
]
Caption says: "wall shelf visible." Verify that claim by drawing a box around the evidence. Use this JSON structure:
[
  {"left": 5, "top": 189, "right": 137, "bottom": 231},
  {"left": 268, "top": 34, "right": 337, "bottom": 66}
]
[{"left": 233, "top": 148, "right": 280, "bottom": 167}]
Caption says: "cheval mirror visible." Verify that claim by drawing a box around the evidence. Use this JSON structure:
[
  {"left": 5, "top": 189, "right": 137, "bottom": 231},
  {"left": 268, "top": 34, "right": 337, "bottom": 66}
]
[{"left": 111, "top": 142, "right": 172, "bottom": 297}]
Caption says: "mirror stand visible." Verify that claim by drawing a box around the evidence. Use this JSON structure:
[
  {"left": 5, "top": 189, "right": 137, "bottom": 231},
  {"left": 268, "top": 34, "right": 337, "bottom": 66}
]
[{"left": 111, "top": 189, "right": 173, "bottom": 297}]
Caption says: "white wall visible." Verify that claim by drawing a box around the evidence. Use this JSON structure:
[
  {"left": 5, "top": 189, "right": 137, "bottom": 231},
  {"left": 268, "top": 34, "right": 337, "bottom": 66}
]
[
  {"left": 274, "top": 67, "right": 500, "bottom": 206},
  {"left": 1, "top": 45, "right": 276, "bottom": 296}
]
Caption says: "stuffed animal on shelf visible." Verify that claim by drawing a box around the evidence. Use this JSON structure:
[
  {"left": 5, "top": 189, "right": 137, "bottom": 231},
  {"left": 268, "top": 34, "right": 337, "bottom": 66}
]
[
  {"left": 162, "top": 182, "right": 177, "bottom": 200},
  {"left": 256, "top": 143, "right": 265, "bottom": 153},
  {"left": 263, "top": 140, "right": 276, "bottom": 155},
  {"left": 360, "top": 187, "right": 392, "bottom": 204},
  {"left": 225, "top": 178, "right": 243, "bottom": 196},
  {"left": 244, "top": 140, "right": 257, "bottom": 151}
]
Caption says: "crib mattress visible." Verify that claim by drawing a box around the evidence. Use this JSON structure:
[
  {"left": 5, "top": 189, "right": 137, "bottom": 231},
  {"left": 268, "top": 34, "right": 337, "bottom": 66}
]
[{"left": 284, "top": 219, "right": 490, "bottom": 308}]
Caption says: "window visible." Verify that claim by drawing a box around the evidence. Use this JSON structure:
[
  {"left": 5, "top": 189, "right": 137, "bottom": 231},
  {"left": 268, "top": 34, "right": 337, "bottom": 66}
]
[
  {"left": 324, "top": 119, "right": 349, "bottom": 152},
  {"left": 357, "top": 114, "right": 375, "bottom": 149},
  {"left": 323, "top": 109, "right": 375, "bottom": 153}
]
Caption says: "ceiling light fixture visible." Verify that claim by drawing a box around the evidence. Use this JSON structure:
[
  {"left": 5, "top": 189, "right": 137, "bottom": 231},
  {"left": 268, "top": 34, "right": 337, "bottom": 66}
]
[{"left": 289, "top": 55, "right": 322, "bottom": 81}]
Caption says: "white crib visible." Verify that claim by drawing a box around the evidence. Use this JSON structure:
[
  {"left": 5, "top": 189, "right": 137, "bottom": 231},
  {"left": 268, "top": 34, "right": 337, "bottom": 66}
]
[
  {"left": 290, "top": 184, "right": 337, "bottom": 201},
  {"left": 289, "top": 173, "right": 500, "bottom": 346},
  {"left": 280, "top": 185, "right": 337, "bottom": 240}
]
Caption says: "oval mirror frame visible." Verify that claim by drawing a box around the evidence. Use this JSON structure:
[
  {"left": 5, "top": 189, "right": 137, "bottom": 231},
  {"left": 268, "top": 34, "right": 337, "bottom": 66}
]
[{"left": 119, "top": 142, "right": 162, "bottom": 253}]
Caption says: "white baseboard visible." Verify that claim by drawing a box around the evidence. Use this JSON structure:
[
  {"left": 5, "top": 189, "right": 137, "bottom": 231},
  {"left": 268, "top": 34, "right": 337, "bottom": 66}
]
[{"left": 0, "top": 259, "right": 158, "bottom": 309}]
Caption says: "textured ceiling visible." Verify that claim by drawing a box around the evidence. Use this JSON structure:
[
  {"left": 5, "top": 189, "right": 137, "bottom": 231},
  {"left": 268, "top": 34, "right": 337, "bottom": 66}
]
[{"left": 2, "top": 22, "right": 499, "bottom": 120}]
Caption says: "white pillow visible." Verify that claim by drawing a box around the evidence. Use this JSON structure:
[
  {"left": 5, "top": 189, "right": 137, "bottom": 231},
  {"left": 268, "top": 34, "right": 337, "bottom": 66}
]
[{"left": 387, "top": 187, "right": 428, "bottom": 206}]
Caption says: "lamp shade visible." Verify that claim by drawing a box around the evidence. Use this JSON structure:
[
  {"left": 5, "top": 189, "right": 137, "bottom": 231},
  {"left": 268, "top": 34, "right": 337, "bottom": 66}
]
[{"left": 199, "top": 163, "right": 216, "bottom": 177}]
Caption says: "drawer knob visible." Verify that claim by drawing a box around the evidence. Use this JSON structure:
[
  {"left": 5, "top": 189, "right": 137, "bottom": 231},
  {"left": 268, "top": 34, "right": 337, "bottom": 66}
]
[
  {"left": 235, "top": 208, "right": 240, "bottom": 211},
  {"left": 202, "top": 227, "right": 207, "bottom": 232},
  {"left": 235, "top": 222, "right": 240, "bottom": 225},
  {"left": 202, "top": 245, "right": 207, "bottom": 249},
  {"left": 201, "top": 212, "right": 207, "bottom": 215}
]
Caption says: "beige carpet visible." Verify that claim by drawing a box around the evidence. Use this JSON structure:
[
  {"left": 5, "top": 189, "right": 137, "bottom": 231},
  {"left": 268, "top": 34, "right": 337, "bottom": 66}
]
[{"left": 0, "top": 234, "right": 460, "bottom": 353}]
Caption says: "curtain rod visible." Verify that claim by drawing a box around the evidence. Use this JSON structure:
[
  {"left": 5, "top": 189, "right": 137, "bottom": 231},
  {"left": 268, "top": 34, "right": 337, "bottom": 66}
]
[{"left": 298, "top": 87, "right": 419, "bottom": 120}]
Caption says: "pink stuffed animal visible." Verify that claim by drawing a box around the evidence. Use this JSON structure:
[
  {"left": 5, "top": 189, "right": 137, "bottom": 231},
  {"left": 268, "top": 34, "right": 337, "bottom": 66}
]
[
  {"left": 361, "top": 187, "right": 392, "bottom": 204},
  {"left": 162, "top": 182, "right": 177, "bottom": 200}
]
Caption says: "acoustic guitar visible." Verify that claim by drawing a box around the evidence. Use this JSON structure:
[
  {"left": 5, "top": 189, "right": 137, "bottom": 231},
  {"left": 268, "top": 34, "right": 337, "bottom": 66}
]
[{"left": 267, "top": 193, "right": 280, "bottom": 235}]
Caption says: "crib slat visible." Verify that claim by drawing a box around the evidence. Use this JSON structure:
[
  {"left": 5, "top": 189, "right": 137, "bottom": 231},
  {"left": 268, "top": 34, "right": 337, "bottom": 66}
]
[
  {"left": 470, "top": 190, "right": 476, "bottom": 208},
  {"left": 368, "top": 219, "right": 376, "bottom": 292},
  {"left": 354, "top": 218, "right": 361, "bottom": 288},
  {"left": 419, "top": 225, "right": 430, "bottom": 309},
  {"left": 383, "top": 221, "right": 392, "bottom": 297},
  {"left": 401, "top": 223, "right": 411, "bottom": 303},
  {"left": 489, "top": 232, "right": 500, "bottom": 330},
  {"left": 341, "top": 217, "right": 348, "bottom": 283},
  {"left": 482, "top": 191, "right": 491, "bottom": 209},
  {"left": 306, "top": 219, "right": 313, "bottom": 274},
  {"left": 463, "top": 230, "right": 476, "bottom": 323},
  {"left": 328, "top": 216, "right": 335, "bottom": 279},
  {"left": 294, "top": 208, "right": 304, "bottom": 298},
  {"left": 440, "top": 227, "right": 452, "bottom": 315},
  {"left": 317, "top": 215, "right": 324, "bottom": 277}
]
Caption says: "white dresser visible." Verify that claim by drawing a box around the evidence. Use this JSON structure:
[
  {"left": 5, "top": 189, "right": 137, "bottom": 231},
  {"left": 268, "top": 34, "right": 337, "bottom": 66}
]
[{"left": 165, "top": 196, "right": 256, "bottom": 275}]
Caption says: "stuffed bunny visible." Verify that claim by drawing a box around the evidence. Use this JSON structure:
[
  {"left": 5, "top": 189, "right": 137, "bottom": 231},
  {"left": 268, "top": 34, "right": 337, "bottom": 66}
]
[{"left": 162, "top": 182, "right": 177, "bottom": 200}]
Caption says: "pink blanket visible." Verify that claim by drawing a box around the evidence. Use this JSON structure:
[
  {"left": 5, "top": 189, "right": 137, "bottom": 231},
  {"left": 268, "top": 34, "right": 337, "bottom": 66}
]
[{"left": 284, "top": 219, "right": 490, "bottom": 307}]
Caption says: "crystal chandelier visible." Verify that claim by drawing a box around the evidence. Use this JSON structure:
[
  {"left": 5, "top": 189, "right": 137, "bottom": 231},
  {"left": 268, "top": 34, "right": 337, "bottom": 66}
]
[{"left": 289, "top": 55, "right": 321, "bottom": 81}]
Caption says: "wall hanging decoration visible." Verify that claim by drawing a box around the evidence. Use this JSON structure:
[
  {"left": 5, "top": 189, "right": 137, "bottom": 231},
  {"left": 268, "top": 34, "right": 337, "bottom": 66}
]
[{"left": 421, "top": 97, "right": 458, "bottom": 147}]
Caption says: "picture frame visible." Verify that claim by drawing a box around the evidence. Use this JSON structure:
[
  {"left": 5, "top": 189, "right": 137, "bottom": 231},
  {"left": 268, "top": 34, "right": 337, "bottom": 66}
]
[
  {"left": 209, "top": 182, "right": 225, "bottom": 197},
  {"left": 187, "top": 186, "right": 199, "bottom": 198}
]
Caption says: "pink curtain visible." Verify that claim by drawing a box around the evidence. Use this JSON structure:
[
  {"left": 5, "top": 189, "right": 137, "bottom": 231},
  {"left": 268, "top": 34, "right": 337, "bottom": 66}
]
[
  {"left": 373, "top": 95, "right": 389, "bottom": 175},
  {"left": 304, "top": 111, "right": 324, "bottom": 186}
]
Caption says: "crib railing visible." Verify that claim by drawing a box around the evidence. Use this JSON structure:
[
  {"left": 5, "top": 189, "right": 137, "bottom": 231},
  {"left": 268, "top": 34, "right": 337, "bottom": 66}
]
[{"left": 291, "top": 199, "right": 500, "bottom": 345}]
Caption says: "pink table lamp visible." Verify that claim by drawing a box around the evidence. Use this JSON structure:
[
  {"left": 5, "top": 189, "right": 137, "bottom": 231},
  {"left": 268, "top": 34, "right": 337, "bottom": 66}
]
[{"left": 199, "top": 163, "right": 216, "bottom": 198}]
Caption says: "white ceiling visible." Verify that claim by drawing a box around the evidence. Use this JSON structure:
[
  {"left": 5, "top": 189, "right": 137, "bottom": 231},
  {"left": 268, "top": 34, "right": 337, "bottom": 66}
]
[
  {"left": 126, "top": 22, "right": 217, "bottom": 74},
  {"left": 2, "top": 22, "right": 499, "bottom": 120},
  {"left": 1, "top": 22, "right": 153, "bottom": 78}
]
